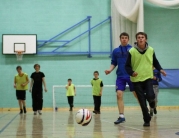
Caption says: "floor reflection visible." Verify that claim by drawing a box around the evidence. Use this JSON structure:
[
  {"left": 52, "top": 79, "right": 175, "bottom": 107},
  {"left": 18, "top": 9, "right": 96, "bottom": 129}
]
[
  {"left": 16, "top": 115, "right": 26, "bottom": 138},
  {"left": 32, "top": 115, "right": 43, "bottom": 138},
  {"left": 66, "top": 112, "right": 75, "bottom": 138},
  {"left": 93, "top": 115, "right": 103, "bottom": 138}
]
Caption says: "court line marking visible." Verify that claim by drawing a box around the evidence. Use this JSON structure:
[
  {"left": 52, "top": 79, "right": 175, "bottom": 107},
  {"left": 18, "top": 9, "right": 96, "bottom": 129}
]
[
  {"left": 0, "top": 114, "right": 19, "bottom": 134},
  {"left": 0, "top": 114, "right": 8, "bottom": 119},
  {"left": 101, "top": 119, "right": 146, "bottom": 132}
]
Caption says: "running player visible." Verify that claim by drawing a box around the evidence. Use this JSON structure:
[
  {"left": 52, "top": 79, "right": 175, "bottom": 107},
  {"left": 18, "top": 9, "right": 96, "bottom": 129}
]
[
  {"left": 125, "top": 32, "right": 166, "bottom": 126},
  {"left": 29, "top": 64, "right": 47, "bottom": 115},
  {"left": 14, "top": 66, "right": 29, "bottom": 114},
  {"left": 105, "top": 32, "right": 137, "bottom": 124}
]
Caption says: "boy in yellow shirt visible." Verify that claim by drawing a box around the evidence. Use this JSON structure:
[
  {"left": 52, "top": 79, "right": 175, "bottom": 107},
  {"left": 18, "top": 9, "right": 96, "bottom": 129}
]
[
  {"left": 65, "top": 79, "right": 76, "bottom": 111},
  {"left": 14, "top": 66, "right": 29, "bottom": 114},
  {"left": 91, "top": 71, "right": 103, "bottom": 114}
]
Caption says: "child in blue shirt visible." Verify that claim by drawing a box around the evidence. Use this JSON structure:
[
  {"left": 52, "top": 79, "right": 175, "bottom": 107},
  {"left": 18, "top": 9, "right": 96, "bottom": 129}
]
[{"left": 150, "top": 67, "right": 162, "bottom": 116}]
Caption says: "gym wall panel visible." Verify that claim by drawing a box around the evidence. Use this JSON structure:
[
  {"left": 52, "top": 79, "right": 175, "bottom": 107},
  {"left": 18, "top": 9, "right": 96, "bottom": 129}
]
[{"left": 0, "top": 0, "right": 114, "bottom": 108}]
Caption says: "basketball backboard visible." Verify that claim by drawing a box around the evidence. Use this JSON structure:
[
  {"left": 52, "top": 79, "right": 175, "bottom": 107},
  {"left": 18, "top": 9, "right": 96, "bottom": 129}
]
[{"left": 2, "top": 34, "right": 37, "bottom": 54}]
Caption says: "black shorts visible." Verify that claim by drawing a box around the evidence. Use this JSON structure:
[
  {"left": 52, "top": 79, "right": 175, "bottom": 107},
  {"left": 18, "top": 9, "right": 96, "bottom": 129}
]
[{"left": 16, "top": 90, "right": 26, "bottom": 100}]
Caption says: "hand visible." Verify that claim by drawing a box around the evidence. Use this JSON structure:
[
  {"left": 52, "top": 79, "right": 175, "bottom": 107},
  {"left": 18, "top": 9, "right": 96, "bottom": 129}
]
[
  {"left": 14, "top": 85, "right": 16, "bottom": 88},
  {"left": 44, "top": 88, "right": 47, "bottom": 92},
  {"left": 132, "top": 72, "right": 138, "bottom": 77},
  {"left": 99, "top": 91, "right": 102, "bottom": 96},
  {"left": 65, "top": 86, "right": 69, "bottom": 89},
  {"left": 21, "top": 83, "right": 26, "bottom": 87},
  {"left": 160, "top": 70, "right": 167, "bottom": 76},
  {"left": 105, "top": 70, "right": 111, "bottom": 75},
  {"left": 153, "top": 76, "right": 157, "bottom": 80},
  {"left": 29, "top": 89, "right": 32, "bottom": 93}
]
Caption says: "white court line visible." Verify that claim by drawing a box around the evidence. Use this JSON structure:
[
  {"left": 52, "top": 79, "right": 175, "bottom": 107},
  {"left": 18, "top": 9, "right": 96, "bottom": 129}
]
[{"left": 101, "top": 119, "right": 146, "bottom": 132}]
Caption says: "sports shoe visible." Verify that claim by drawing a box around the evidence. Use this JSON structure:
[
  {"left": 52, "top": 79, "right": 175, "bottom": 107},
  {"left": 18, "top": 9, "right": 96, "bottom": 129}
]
[
  {"left": 69, "top": 107, "right": 73, "bottom": 111},
  {"left": 34, "top": 112, "right": 37, "bottom": 115},
  {"left": 114, "top": 117, "right": 125, "bottom": 124},
  {"left": 93, "top": 110, "right": 97, "bottom": 114},
  {"left": 154, "top": 108, "right": 157, "bottom": 114},
  {"left": 150, "top": 111, "right": 153, "bottom": 117},
  {"left": 97, "top": 111, "right": 101, "bottom": 114},
  {"left": 38, "top": 110, "right": 42, "bottom": 115},
  {"left": 19, "top": 109, "right": 23, "bottom": 114},
  {"left": 143, "top": 116, "right": 151, "bottom": 127},
  {"left": 143, "top": 122, "right": 150, "bottom": 127}
]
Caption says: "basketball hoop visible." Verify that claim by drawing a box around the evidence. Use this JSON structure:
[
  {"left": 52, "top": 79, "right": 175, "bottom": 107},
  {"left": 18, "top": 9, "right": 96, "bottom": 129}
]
[{"left": 15, "top": 51, "right": 24, "bottom": 61}]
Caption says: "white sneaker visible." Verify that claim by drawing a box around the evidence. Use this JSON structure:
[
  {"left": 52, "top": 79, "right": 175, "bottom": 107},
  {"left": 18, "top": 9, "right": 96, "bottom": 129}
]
[
  {"left": 38, "top": 110, "right": 42, "bottom": 115},
  {"left": 34, "top": 111, "right": 37, "bottom": 115}
]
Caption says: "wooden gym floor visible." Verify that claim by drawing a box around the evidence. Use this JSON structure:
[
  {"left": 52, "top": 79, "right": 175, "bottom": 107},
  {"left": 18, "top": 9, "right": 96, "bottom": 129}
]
[{"left": 0, "top": 109, "right": 179, "bottom": 138}]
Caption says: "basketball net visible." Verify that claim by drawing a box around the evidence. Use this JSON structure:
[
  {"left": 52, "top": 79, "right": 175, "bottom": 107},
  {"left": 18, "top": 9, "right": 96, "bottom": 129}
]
[{"left": 15, "top": 51, "right": 24, "bottom": 61}]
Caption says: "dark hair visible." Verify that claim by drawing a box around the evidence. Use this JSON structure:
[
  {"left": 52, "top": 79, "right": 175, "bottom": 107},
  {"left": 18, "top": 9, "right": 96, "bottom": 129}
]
[
  {"left": 119, "top": 32, "right": 129, "bottom": 39},
  {"left": 94, "top": 71, "right": 99, "bottom": 75},
  {"left": 135, "top": 32, "right": 148, "bottom": 39},
  {"left": 16, "top": 66, "right": 22, "bottom": 70},
  {"left": 68, "top": 78, "right": 72, "bottom": 81},
  {"left": 34, "top": 64, "right": 40, "bottom": 69}
]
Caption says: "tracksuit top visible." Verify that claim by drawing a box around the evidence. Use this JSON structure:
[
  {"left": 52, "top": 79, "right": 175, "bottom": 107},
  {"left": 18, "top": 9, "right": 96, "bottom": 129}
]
[{"left": 111, "top": 44, "right": 132, "bottom": 78}]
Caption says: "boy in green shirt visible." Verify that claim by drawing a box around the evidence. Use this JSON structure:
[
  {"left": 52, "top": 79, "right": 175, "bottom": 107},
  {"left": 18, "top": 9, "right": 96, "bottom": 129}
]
[
  {"left": 125, "top": 32, "right": 166, "bottom": 126},
  {"left": 65, "top": 79, "right": 76, "bottom": 111},
  {"left": 14, "top": 66, "right": 29, "bottom": 114},
  {"left": 91, "top": 71, "right": 103, "bottom": 114}
]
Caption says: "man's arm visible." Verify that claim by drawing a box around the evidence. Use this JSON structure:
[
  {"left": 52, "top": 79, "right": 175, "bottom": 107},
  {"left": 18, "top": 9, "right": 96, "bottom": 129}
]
[
  {"left": 22, "top": 75, "right": 29, "bottom": 86},
  {"left": 42, "top": 77, "right": 47, "bottom": 92},
  {"left": 14, "top": 77, "right": 16, "bottom": 88},
  {"left": 74, "top": 86, "right": 76, "bottom": 95},
  {"left": 153, "top": 52, "right": 166, "bottom": 76},
  {"left": 153, "top": 52, "right": 162, "bottom": 71},
  {"left": 125, "top": 53, "right": 135, "bottom": 76},
  {"left": 25, "top": 76, "right": 29, "bottom": 85},
  {"left": 29, "top": 79, "right": 34, "bottom": 92},
  {"left": 105, "top": 65, "right": 116, "bottom": 75},
  {"left": 105, "top": 50, "right": 117, "bottom": 75},
  {"left": 100, "top": 81, "right": 103, "bottom": 96}
]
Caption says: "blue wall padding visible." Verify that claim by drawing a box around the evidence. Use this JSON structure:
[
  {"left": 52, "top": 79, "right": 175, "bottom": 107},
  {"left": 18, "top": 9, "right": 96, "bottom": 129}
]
[{"left": 159, "top": 69, "right": 179, "bottom": 88}]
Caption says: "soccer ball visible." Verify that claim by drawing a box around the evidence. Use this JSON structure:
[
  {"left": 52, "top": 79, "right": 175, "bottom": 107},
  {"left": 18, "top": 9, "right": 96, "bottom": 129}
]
[{"left": 75, "top": 109, "right": 92, "bottom": 126}]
